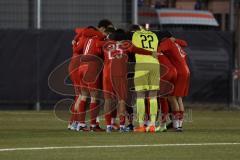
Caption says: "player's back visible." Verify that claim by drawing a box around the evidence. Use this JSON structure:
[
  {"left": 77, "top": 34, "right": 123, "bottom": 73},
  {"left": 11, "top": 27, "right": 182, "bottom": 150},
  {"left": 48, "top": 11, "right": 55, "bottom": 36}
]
[
  {"left": 79, "top": 28, "right": 105, "bottom": 81},
  {"left": 160, "top": 38, "right": 186, "bottom": 66},
  {"left": 103, "top": 40, "right": 131, "bottom": 77},
  {"left": 132, "top": 29, "right": 159, "bottom": 64}
]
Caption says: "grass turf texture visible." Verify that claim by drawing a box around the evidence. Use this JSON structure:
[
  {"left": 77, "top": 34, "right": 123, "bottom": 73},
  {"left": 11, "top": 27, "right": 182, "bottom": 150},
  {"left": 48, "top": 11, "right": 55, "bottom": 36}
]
[{"left": 0, "top": 109, "right": 240, "bottom": 160}]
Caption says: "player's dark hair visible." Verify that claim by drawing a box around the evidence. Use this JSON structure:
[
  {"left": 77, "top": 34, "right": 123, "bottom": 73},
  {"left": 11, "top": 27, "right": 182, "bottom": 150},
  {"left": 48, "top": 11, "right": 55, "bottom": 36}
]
[
  {"left": 158, "top": 31, "right": 173, "bottom": 41},
  {"left": 108, "top": 28, "right": 128, "bottom": 41},
  {"left": 128, "top": 24, "right": 141, "bottom": 32},
  {"left": 98, "top": 19, "right": 113, "bottom": 29},
  {"left": 105, "top": 27, "right": 116, "bottom": 34},
  {"left": 115, "top": 28, "right": 125, "bottom": 34},
  {"left": 87, "top": 26, "right": 97, "bottom": 30}
]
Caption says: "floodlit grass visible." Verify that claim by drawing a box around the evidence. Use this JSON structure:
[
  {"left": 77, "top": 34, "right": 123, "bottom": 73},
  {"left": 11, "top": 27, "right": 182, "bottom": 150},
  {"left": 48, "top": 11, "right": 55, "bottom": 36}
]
[{"left": 0, "top": 109, "right": 240, "bottom": 160}]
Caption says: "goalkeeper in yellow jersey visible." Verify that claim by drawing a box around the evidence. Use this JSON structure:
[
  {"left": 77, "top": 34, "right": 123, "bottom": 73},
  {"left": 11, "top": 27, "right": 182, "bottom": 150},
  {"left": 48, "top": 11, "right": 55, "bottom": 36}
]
[{"left": 129, "top": 25, "right": 161, "bottom": 132}]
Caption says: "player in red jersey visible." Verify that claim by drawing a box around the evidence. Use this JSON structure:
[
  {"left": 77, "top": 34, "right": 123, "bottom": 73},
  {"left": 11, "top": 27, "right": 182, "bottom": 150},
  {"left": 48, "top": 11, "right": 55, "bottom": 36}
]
[
  {"left": 159, "top": 37, "right": 190, "bottom": 131},
  {"left": 75, "top": 26, "right": 106, "bottom": 132},
  {"left": 69, "top": 27, "right": 100, "bottom": 130},
  {"left": 69, "top": 20, "right": 113, "bottom": 132},
  {"left": 174, "top": 38, "right": 190, "bottom": 96},
  {"left": 68, "top": 28, "right": 84, "bottom": 130},
  {"left": 157, "top": 51, "right": 177, "bottom": 131}
]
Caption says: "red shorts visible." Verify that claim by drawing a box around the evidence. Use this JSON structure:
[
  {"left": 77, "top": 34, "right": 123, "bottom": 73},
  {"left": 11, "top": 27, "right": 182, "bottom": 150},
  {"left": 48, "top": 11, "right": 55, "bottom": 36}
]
[
  {"left": 103, "top": 65, "right": 127, "bottom": 100},
  {"left": 69, "top": 67, "right": 81, "bottom": 95},
  {"left": 158, "top": 54, "right": 177, "bottom": 83},
  {"left": 161, "top": 64, "right": 177, "bottom": 84},
  {"left": 70, "top": 70, "right": 79, "bottom": 85},
  {"left": 173, "top": 65, "right": 190, "bottom": 97},
  {"left": 78, "top": 63, "right": 100, "bottom": 91}
]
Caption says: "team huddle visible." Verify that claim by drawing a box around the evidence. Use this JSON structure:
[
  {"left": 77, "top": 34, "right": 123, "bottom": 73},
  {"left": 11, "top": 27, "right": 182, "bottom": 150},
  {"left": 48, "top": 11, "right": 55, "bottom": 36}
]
[{"left": 68, "top": 19, "right": 190, "bottom": 133}]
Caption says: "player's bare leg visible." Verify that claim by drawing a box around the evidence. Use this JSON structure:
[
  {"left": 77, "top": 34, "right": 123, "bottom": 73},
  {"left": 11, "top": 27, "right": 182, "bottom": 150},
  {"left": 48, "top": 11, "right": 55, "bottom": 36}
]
[{"left": 74, "top": 94, "right": 82, "bottom": 111}]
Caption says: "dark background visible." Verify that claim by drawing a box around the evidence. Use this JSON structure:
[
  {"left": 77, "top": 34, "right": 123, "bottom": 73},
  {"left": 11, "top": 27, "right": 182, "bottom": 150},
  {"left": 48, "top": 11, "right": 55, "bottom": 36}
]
[{"left": 0, "top": 30, "right": 233, "bottom": 109}]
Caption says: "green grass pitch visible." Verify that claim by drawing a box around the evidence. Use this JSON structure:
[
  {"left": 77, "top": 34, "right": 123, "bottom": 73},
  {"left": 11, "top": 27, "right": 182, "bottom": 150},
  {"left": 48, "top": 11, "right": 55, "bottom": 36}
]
[{"left": 0, "top": 109, "right": 240, "bottom": 160}]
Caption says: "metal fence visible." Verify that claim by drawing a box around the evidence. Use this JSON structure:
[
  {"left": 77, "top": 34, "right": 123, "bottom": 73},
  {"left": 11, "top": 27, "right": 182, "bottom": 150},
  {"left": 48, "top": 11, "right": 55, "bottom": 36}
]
[
  {"left": 0, "top": 0, "right": 225, "bottom": 31},
  {"left": 0, "top": 0, "right": 132, "bottom": 29}
]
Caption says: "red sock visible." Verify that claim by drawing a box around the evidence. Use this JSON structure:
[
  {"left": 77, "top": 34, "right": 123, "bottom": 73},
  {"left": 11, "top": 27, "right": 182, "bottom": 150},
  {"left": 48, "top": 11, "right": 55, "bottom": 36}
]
[
  {"left": 96, "top": 122, "right": 100, "bottom": 126},
  {"left": 111, "top": 108, "right": 117, "bottom": 119},
  {"left": 105, "top": 113, "right": 111, "bottom": 125},
  {"left": 73, "top": 108, "right": 79, "bottom": 123},
  {"left": 119, "top": 115, "right": 125, "bottom": 126},
  {"left": 160, "top": 98, "right": 169, "bottom": 123},
  {"left": 90, "top": 103, "right": 98, "bottom": 125},
  {"left": 78, "top": 100, "right": 86, "bottom": 124},
  {"left": 75, "top": 109, "right": 80, "bottom": 123},
  {"left": 179, "top": 111, "right": 184, "bottom": 120},
  {"left": 172, "top": 111, "right": 179, "bottom": 120}
]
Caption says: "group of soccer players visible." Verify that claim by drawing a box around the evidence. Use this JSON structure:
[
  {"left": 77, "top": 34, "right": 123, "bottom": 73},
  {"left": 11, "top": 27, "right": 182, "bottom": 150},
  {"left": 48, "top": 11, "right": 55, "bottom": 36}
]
[{"left": 68, "top": 19, "right": 190, "bottom": 133}]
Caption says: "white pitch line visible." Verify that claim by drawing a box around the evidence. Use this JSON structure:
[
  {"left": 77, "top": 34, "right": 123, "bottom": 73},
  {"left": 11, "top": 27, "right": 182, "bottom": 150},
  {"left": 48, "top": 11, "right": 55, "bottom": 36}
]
[{"left": 0, "top": 143, "right": 240, "bottom": 152}]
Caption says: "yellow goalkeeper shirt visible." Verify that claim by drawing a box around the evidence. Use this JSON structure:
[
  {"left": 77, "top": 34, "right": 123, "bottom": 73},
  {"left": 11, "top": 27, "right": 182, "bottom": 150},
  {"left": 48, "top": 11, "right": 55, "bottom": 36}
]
[
  {"left": 132, "top": 29, "right": 159, "bottom": 63},
  {"left": 132, "top": 29, "right": 160, "bottom": 91}
]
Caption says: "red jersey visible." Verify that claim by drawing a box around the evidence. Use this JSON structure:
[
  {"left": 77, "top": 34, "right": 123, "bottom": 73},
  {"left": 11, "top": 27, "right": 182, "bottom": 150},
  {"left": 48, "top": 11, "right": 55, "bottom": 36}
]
[
  {"left": 69, "top": 28, "right": 84, "bottom": 83},
  {"left": 175, "top": 39, "right": 188, "bottom": 62},
  {"left": 157, "top": 52, "right": 176, "bottom": 79},
  {"left": 159, "top": 38, "right": 187, "bottom": 67},
  {"left": 156, "top": 50, "right": 177, "bottom": 95},
  {"left": 159, "top": 38, "right": 190, "bottom": 96},
  {"left": 69, "top": 27, "right": 105, "bottom": 87},
  {"left": 80, "top": 28, "right": 105, "bottom": 83},
  {"left": 102, "top": 40, "right": 153, "bottom": 77},
  {"left": 102, "top": 41, "right": 130, "bottom": 77}
]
